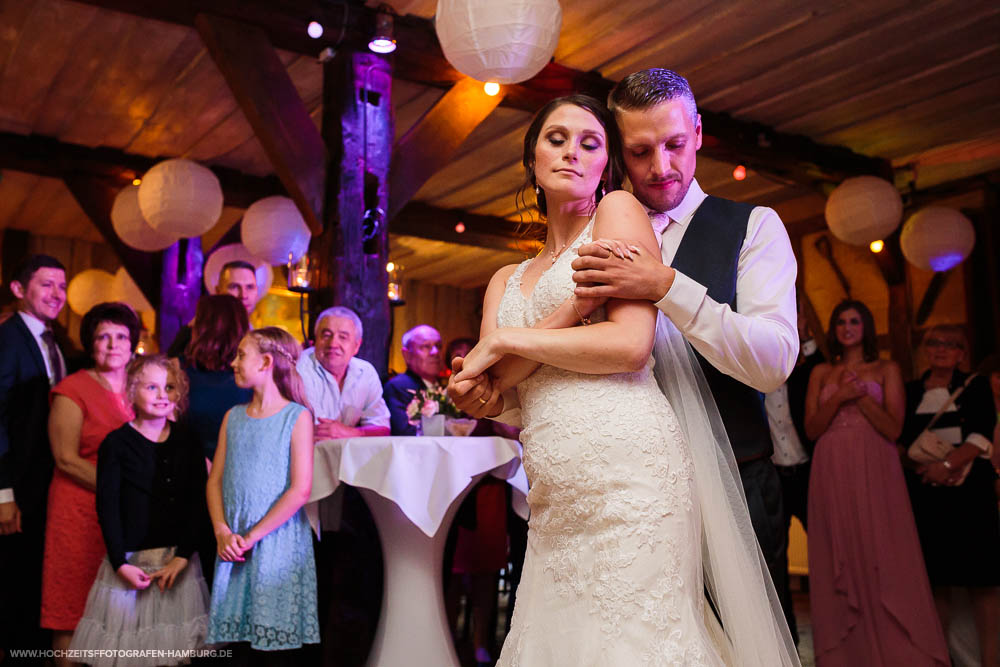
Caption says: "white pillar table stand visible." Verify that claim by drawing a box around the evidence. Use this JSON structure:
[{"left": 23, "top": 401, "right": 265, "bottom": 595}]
[{"left": 308, "top": 436, "right": 528, "bottom": 667}]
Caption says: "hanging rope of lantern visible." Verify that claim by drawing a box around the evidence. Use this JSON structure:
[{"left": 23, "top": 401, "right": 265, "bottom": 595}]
[{"left": 434, "top": 0, "right": 563, "bottom": 84}]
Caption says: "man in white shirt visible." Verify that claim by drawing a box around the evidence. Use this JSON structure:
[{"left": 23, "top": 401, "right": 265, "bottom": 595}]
[
  {"left": 0, "top": 254, "right": 68, "bottom": 657},
  {"left": 449, "top": 69, "right": 799, "bottom": 631},
  {"left": 297, "top": 306, "right": 390, "bottom": 440}
]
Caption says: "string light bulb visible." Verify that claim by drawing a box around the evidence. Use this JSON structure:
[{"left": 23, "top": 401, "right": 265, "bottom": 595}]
[
  {"left": 732, "top": 165, "right": 747, "bottom": 181},
  {"left": 307, "top": 21, "right": 324, "bottom": 39},
  {"left": 455, "top": 222, "right": 466, "bottom": 233},
  {"left": 386, "top": 261, "right": 395, "bottom": 273},
  {"left": 132, "top": 178, "right": 141, "bottom": 186},
  {"left": 483, "top": 81, "right": 500, "bottom": 96},
  {"left": 869, "top": 239, "right": 884, "bottom": 253}
]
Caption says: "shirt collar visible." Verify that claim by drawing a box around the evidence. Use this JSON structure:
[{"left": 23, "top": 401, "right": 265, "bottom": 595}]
[
  {"left": 664, "top": 177, "right": 706, "bottom": 227},
  {"left": 18, "top": 310, "right": 48, "bottom": 337}
]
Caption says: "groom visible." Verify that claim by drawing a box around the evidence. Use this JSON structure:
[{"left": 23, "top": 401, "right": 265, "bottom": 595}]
[{"left": 448, "top": 69, "right": 800, "bottom": 637}]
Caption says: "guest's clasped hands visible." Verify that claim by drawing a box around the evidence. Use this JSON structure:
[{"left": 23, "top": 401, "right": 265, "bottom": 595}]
[
  {"left": 116, "top": 556, "right": 190, "bottom": 591},
  {"left": 216, "top": 528, "right": 259, "bottom": 563}
]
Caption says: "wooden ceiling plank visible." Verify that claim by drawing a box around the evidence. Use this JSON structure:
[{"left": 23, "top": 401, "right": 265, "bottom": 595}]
[
  {"left": 63, "top": 173, "right": 161, "bottom": 305},
  {"left": 0, "top": 1, "right": 37, "bottom": 78},
  {"left": 195, "top": 13, "right": 327, "bottom": 234},
  {"left": 781, "top": 46, "right": 1000, "bottom": 138},
  {"left": 62, "top": 26, "right": 204, "bottom": 148},
  {"left": 0, "top": 1, "right": 100, "bottom": 135},
  {"left": 388, "top": 76, "right": 504, "bottom": 219},
  {"left": 392, "top": 202, "right": 544, "bottom": 252}
]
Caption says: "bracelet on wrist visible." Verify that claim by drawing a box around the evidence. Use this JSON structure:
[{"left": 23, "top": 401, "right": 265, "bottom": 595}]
[
  {"left": 571, "top": 296, "right": 592, "bottom": 326},
  {"left": 942, "top": 459, "right": 953, "bottom": 470}
]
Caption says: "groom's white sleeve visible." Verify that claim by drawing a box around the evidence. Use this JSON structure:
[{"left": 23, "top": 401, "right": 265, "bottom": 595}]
[
  {"left": 494, "top": 389, "right": 523, "bottom": 428},
  {"left": 655, "top": 206, "right": 798, "bottom": 394}
]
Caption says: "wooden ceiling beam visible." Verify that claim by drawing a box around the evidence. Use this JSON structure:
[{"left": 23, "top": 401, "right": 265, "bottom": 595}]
[
  {"left": 68, "top": 0, "right": 891, "bottom": 191},
  {"left": 392, "top": 202, "right": 543, "bottom": 253},
  {"left": 195, "top": 13, "right": 327, "bottom": 235},
  {"left": 62, "top": 173, "right": 162, "bottom": 307},
  {"left": 389, "top": 76, "right": 505, "bottom": 220},
  {"left": 0, "top": 131, "right": 285, "bottom": 209}
]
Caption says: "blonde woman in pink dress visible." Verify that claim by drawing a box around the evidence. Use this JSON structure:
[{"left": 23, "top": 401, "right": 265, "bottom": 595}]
[{"left": 804, "top": 299, "right": 948, "bottom": 666}]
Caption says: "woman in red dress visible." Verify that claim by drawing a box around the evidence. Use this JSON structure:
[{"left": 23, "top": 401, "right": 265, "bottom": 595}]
[{"left": 41, "top": 303, "right": 138, "bottom": 664}]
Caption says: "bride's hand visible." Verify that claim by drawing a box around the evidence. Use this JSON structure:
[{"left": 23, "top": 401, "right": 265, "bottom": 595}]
[{"left": 453, "top": 331, "right": 507, "bottom": 383}]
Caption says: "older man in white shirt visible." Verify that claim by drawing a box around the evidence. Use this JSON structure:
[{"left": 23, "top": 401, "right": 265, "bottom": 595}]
[{"left": 297, "top": 306, "right": 390, "bottom": 440}]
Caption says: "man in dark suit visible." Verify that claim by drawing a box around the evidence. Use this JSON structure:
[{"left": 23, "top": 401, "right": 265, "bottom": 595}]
[
  {"left": 383, "top": 324, "right": 444, "bottom": 435},
  {"left": 0, "top": 254, "right": 68, "bottom": 658}
]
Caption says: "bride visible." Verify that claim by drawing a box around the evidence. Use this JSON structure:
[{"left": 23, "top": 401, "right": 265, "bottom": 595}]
[{"left": 452, "top": 94, "right": 798, "bottom": 666}]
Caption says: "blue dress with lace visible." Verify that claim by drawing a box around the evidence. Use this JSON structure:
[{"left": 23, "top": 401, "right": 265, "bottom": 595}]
[{"left": 206, "top": 402, "right": 319, "bottom": 650}]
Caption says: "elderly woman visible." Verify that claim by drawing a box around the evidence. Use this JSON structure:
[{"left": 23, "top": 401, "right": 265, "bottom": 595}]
[
  {"left": 40, "top": 302, "right": 139, "bottom": 663},
  {"left": 903, "top": 325, "right": 1000, "bottom": 666}
]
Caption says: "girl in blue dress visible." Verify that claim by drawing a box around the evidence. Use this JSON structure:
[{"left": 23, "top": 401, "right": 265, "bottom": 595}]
[{"left": 205, "top": 327, "right": 318, "bottom": 662}]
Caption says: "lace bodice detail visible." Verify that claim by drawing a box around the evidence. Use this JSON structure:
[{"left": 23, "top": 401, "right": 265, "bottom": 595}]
[{"left": 493, "top": 221, "right": 720, "bottom": 665}]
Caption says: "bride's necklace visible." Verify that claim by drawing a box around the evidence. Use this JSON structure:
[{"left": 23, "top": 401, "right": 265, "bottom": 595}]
[{"left": 547, "top": 241, "right": 569, "bottom": 264}]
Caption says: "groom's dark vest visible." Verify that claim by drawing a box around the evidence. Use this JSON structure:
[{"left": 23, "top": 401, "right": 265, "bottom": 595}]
[{"left": 669, "top": 195, "right": 774, "bottom": 464}]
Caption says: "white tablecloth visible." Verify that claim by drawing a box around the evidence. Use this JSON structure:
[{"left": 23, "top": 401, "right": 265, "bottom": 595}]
[{"left": 308, "top": 435, "right": 529, "bottom": 536}]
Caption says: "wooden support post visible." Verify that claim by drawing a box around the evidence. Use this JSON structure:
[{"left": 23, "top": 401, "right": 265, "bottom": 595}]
[
  {"left": 62, "top": 173, "right": 161, "bottom": 308},
  {"left": 196, "top": 13, "right": 327, "bottom": 234},
  {"left": 388, "top": 76, "right": 504, "bottom": 220},
  {"left": 321, "top": 52, "right": 393, "bottom": 378},
  {"left": 158, "top": 238, "right": 203, "bottom": 353}
]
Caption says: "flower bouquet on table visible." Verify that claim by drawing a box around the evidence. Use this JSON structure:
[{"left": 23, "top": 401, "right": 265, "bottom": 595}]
[{"left": 405, "top": 384, "right": 475, "bottom": 436}]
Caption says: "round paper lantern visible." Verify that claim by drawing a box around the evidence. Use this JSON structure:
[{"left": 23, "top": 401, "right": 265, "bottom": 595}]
[
  {"left": 435, "top": 0, "right": 562, "bottom": 84},
  {"left": 203, "top": 243, "right": 273, "bottom": 295},
  {"left": 67, "top": 269, "right": 115, "bottom": 316},
  {"left": 824, "top": 176, "right": 902, "bottom": 246},
  {"left": 241, "top": 196, "right": 312, "bottom": 266},
  {"left": 110, "top": 184, "right": 179, "bottom": 251},
  {"left": 111, "top": 267, "right": 153, "bottom": 313},
  {"left": 137, "top": 158, "right": 223, "bottom": 238},
  {"left": 900, "top": 206, "right": 976, "bottom": 272}
]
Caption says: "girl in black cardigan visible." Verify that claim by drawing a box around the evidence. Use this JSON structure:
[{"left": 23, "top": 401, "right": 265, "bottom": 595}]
[{"left": 70, "top": 355, "right": 210, "bottom": 666}]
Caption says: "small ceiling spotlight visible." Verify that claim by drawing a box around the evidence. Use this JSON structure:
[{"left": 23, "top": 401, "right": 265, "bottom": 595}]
[
  {"left": 732, "top": 165, "right": 747, "bottom": 181},
  {"left": 131, "top": 178, "right": 142, "bottom": 186},
  {"left": 307, "top": 21, "right": 324, "bottom": 39},
  {"left": 368, "top": 7, "right": 396, "bottom": 54},
  {"left": 483, "top": 81, "right": 500, "bottom": 96},
  {"left": 869, "top": 239, "right": 884, "bottom": 253},
  {"left": 455, "top": 222, "right": 466, "bottom": 233}
]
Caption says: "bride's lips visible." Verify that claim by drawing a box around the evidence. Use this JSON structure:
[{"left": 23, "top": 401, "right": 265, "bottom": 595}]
[{"left": 553, "top": 168, "right": 582, "bottom": 177}]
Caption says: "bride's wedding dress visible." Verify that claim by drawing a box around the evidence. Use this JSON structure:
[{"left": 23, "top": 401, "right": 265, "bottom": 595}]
[{"left": 494, "top": 221, "right": 798, "bottom": 666}]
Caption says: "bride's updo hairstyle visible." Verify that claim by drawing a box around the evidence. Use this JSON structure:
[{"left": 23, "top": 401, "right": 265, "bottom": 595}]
[{"left": 516, "top": 94, "right": 625, "bottom": 221}]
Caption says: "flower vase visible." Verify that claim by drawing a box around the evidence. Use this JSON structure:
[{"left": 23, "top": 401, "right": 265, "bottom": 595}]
[{"left": 420, "top": 413, "right": 446, "bottom": 437}]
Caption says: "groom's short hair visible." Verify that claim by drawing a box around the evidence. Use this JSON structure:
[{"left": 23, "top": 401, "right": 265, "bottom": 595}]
[{"left": 608, "top": 69, "right": 698, "bottom": 124}]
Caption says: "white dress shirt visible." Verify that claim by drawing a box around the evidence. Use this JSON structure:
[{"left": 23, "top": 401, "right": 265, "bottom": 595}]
[
  {"left": 0, "top": 312, "right": 66, "bottom": 505},
  {"left": 652, "top": 179, "right": 798, "bottom": 394},
  {"left": 297, "top": 349, "right": 390, "bottom": 429}
]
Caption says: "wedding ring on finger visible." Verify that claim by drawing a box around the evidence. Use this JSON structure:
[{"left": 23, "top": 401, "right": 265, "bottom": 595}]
[{"left": 477, "top": 395, "right": 489, "bottom": 405}]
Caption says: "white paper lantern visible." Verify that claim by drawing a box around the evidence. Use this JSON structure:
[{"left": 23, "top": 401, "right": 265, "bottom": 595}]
[
  {"left": 900, "top": 207, "right": 976, "bottom": 272},
  {"left": 203, "top": 243, "right": 274, "bottom": 295},
  {"left": 435, "top": 0, "right": 562, "bottom": 84},
  {"left": 137, "top": 158, "right": 223, "bottom": 238},
  {"left": 67, "top": 269, "right": 116, "bottom": 316},
  {"left": 241, "top": 196, "right": 312, "bottom": 266},
  {"left": 110, "top": 184, "right": 179, "bottom": 252},
  {"left": 111, "top": 267, "right": 153, "bottom": 313},
  {"left": 825, "top": 176, "right": 902, "bottom": 246}
]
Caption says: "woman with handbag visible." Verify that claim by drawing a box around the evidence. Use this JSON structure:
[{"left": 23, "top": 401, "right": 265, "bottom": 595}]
[
  {"left": 903, "top": 325, "right": 999, "bottom": 666},
  {"left": 805, "top": 299, "right": 948, "bottom": 666}
]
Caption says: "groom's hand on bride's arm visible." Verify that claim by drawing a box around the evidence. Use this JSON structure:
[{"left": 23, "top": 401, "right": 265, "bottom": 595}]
[
  {"left": 447, "top": 357, "right": 504, "bottom": 418},
  {"left": 573, "top": 239, "right": 675, "bottom": 302}
]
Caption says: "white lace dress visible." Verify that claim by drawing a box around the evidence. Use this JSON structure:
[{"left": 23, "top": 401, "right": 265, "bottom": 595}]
[{"left": 496, "top": 222, "right": 725, "bottom": 666}]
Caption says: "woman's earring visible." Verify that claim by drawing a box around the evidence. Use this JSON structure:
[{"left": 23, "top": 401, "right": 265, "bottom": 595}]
[{"left": 535, "top": 185, "right": 541, "bottom": 196}]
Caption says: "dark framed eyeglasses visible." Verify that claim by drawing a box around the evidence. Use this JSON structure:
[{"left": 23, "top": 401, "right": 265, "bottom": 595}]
[{"left": 925, "top": 338, "right": 963, "bottom": 350}]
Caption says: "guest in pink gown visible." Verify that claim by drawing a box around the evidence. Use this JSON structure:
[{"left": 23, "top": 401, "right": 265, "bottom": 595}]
[{"left": 804, "top": 300, "right": 949, "bottom": 667}]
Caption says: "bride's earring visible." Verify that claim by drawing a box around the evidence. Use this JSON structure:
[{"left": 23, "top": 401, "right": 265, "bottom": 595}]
[{"left": 535, "top": 185, "right": 541, "bottom": 196}]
